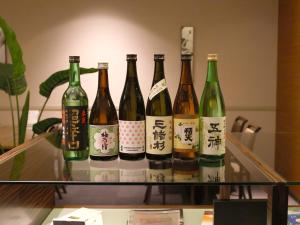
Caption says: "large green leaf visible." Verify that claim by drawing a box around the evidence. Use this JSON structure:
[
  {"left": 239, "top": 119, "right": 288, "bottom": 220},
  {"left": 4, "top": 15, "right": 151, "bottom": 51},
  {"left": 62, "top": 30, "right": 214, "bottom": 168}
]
[
  {"left": 0, "top": 17, "right": 26, "bottom": 95},
  {"left": 32, "top": 117, "right": 62, "bottom": 134},
  {"left": 9, "top": 152, "right": 26, "bottom": 180},
  {"left": 39, "top": 67, "right": 97, "bottom": 98},
  {"left": 18, "top": 91, "right": 30, "bottom": 144}
]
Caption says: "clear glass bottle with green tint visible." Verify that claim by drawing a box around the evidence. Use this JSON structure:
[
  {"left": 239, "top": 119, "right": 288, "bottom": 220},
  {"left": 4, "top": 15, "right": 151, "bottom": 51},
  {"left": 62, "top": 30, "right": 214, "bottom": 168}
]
[
  {"left": 199, "top": 54, "right": 226, "bottom": 160},
  {"left": 61, "top": 56, "right": 89, "bottom": 161}
]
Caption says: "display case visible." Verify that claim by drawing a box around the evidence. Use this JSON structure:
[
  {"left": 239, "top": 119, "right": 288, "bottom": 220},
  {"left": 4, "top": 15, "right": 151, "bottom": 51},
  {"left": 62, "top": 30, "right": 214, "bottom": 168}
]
[{"left": 0, "top": 132, "right": 288, "bottom": 225}]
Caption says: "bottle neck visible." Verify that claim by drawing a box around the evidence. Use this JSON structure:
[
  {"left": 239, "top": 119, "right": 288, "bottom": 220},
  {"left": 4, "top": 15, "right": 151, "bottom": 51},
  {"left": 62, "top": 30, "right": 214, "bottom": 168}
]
[
  {"left": 69, "top": 62, "right": 81, "bottom": 86},
  {"left": 126, "top": 60, "right": 138, "bottom": 79},
  {"left": 153, "top": 60, "right": 165, "bottom": 84},
  {"left": 180, "top": 60, "right": 193, "bottom": 84},
  {"left": 97, "top": 69, "right": 109, "bottom": 94},
  {"left": 206, "top": 60, "right": 219, "bottom": 82}
]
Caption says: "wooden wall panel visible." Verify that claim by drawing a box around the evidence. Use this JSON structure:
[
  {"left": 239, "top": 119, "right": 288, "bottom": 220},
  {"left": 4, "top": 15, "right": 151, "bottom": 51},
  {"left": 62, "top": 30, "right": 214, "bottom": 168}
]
[
  {"left": 0, "top": 184, "right": 54, "bottom": 225},
  {"left": 276, "top": 0, "right": 300, "bottom": 199}
]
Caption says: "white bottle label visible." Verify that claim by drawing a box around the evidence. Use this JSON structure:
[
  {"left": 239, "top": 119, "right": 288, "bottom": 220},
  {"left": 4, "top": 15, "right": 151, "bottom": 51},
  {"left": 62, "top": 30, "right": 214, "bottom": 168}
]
[
  {"left": 174, "top": 117, "right": 199, "bottom": 150},
  {"left": 148, "top": 79, "right": 167, "bottom": 100},
  {"left": 146, "top": 116, "right": 172, "bottom": 155},
  {"left": 119, "top": 120, "right": 145, "bottom": 153},
  {"left": 200, "top": 117, "right": 226, "bottom": 156}
]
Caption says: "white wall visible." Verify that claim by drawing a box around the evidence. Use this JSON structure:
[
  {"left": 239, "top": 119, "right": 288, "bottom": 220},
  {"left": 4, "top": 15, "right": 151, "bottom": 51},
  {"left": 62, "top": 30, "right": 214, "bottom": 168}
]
[{"left": 0, "top": 0, "right": 278, "bottom": 164}]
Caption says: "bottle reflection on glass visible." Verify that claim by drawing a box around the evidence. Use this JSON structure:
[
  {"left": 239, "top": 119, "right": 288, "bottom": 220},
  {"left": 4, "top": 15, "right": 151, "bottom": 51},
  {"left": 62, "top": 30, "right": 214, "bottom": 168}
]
[
  {"left": 90, "top": 160, "right": 119, "bottom": 182},
  {"left": 63, "top": 160, "right": 90, "bottom": 181},
  {"left": 172, "top": 159, "right": 200, "bottom": 182},
  {"left": 199, "top": 158, "right": 225, "bottom": 182},
  {"left": 146, "top": 159, "right": 173, "bottom": 183},
  {"left": 119, "top": 159, "right": 147, "bottom": 182}
]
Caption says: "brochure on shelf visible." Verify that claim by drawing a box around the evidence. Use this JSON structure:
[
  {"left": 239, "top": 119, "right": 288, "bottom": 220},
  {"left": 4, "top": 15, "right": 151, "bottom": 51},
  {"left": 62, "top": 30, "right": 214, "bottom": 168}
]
[
  {"left": 52, "top": 208, "right": 103, "bottom": 225},
  {"left": 128, "top": 209, "right": 180, "bottom": 225}
]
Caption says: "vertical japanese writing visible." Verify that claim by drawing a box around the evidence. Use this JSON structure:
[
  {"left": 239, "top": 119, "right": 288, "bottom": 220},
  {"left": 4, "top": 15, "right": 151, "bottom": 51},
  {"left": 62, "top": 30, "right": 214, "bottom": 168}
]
[
  {"left": 63, "top": 106, "right": 88, "bottom": 151},
  {"left": 184, "top": 127, "right": 193, "bottom": 142},
  {"left": 152, "top": 120, "right": 166, "bottom": 151},
  {"left": 69, "top": 109, "right": 80, "bottom": 149},
  {"left": 101, "top": 130, "right": 109, "bottom": 150},
  {"left": 207, "top": 123, "right": 221, "bottom": 150}
]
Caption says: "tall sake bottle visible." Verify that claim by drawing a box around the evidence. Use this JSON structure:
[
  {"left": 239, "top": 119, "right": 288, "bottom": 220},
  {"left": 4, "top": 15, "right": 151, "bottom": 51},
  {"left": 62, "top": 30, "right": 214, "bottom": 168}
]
[
  {"left": 89, "top": 63, "right": 119, "bottom": 161},
  {"left": 146, "top": 54, "right": 173, "bottom": 160},
  {"left": 61, "top": 56, "right": 89, "bottom": 161},
  {"left": 199, "top": 54, "right": 226, "bottom": 160},
  {"left": 119, "top": 54, "right": 146, "bottom": 160},
  {"left": 173, "top": 54, "right": 199, "bottom": 160}
]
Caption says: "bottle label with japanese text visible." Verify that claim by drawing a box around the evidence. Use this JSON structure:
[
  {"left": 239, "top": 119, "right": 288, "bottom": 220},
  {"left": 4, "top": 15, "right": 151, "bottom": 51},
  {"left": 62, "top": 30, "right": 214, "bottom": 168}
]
[
  {"left": 148, "top": 79, "right": 167, "bottom": 100},
  {"left": 174, "top": 116, "right": 199, "bottom": 151},
  {"left": 62, "top": 106, "right": 88, "bottom": 151},
  {"left": 146, "top": 116, "right": 172, "bottom": 155},
  {"left": 200, "top": 116, "right": 226, "bottom": 156},
  {"left": 119, "top": 120, "right": 145, "bottom": 153},
  {"left": 89, "top": 124, "right": 119, "bottom": 157}
]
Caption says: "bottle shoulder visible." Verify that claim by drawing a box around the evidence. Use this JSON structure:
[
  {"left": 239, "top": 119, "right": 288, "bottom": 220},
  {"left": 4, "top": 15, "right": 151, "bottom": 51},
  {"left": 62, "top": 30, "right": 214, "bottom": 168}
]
[
  {"left": 199, "top": 82, "right": 225, "bottom": 116},
  {"left": 90, "top": 94, "right": 118, "bottom": 125},
  {"left": 62, "top": 86, "right": 88, "bottom": 106},
  {"left": 173, "top": 84, "right": 199, "bottom": 114},
  {"left": 146, "top": 89, "right": 172, "bottom": 116},
  {"left": 119, "top": 80, "right": 145, "bottom": 120}
]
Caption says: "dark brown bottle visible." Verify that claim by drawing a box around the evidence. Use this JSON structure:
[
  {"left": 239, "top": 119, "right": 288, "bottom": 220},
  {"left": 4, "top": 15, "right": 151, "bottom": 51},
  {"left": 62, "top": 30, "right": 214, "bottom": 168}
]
[
  {"left": 173, "top": 54, "right": 199, "bottom": 160},
  {"left": 146, "top": 54, "right": 173, "bottom": 160},
  {"left": 89, "top": 63, "right": 119, "bottom": 160}
]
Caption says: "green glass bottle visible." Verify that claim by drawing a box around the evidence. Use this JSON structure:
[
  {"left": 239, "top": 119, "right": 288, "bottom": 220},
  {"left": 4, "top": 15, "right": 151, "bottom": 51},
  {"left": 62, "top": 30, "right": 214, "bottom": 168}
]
[
  {"left": 119, "top": 54, "right": 146, "bottom": 160},
  {"left": 61, "top": 56, "right": 89, "bottom": 161},
  {"left": 89, "top": 63, "right": 119, "bottom": 161},
  {"left": 146, "top": 54, "right": 173, "bottom": 160},
  {"left": 199, "top": 54, "right": 226, "bottom": 160}
]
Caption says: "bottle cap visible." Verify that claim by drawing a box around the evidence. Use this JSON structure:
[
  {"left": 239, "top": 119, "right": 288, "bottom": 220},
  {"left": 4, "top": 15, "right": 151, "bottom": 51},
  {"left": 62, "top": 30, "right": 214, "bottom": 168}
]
[
  {"left": 154, "top": 54, "right": 164, "bottom": 60},
  {"left": 207, "top": 54, "right": 218, "bottom": 61},
  {"left": 69, "top": 56, "right": 80, "bottom": 63},
  {"left": 98, "top": 62, "right": 108, "bottom": 69},
  {"left": 126, "top": 54, "right": 137, "bottom": 61},
  {"left": 181, "top": 54, "right": 192, "bottom": 60}
]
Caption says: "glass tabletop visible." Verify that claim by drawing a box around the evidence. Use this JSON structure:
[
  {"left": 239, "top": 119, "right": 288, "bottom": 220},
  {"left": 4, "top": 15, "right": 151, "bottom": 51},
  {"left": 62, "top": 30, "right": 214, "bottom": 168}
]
[
  {"left": 231, "top": 131, "right": 300, "bottom": 185},
  {"left": 0, "top": 132, "right": 282, "bottom": 185}
]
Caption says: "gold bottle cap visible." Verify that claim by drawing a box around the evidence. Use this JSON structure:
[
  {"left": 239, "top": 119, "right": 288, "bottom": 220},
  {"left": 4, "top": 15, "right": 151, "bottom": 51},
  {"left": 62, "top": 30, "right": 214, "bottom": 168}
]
[
  {"left": 98, "top": 62, "right": 108, "bottom": 69},
  {"left": 207, "top": 54, "right": 218, "bottom": 61}
]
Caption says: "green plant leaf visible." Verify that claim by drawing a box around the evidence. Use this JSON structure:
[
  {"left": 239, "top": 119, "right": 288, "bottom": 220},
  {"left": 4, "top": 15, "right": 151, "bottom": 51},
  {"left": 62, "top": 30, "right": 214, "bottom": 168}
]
[
  {"left": 32, "top": 117, "right": 62, "bottom": 134},
  {"left": 18, "top": 91, "right": 30, "bottom": 144},
  {"left": 0, "top": 16, "right": 26, "bottom": 95},
  {"left": 0, "top": 63, "right": 26, "bottom": 95},
  {"left": 9, "top": 152, "right": 26, "bottom": 180},
  {"left": 39, "top": 67, "right": 97, "bottom": 98}
]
